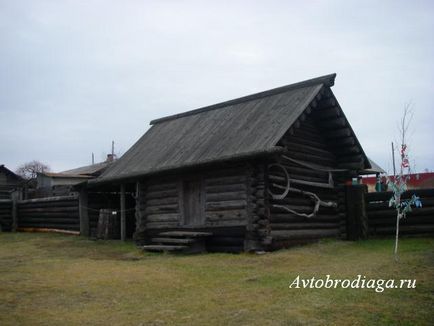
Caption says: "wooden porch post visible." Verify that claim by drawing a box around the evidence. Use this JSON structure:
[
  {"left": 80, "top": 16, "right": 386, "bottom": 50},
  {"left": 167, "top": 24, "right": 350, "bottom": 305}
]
[
  {"left": 120, "top": 184, "right": 126, "bottom": 241},
  {"left": 79, "top": 188, "right": 89, "bottom": 237}
]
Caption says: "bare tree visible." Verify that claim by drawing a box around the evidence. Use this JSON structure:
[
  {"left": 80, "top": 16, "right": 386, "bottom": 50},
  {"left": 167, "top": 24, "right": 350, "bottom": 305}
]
[
  {"left": 387, "top": 105, "right": 422, "bottom": 261},
  {"left": 16, "top": 160, "right": 50, "bottom": 179}
]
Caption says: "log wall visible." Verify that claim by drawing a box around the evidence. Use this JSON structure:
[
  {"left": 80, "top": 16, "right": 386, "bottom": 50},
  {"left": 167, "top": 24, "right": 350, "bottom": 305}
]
[
  {"left": 136, "top": 165, "right": 251, "bottom": 251},
  {"left": 269, "top": 106, "right": 343, "bottom": 248},
  {"left": 366, "top": 188, "right": 434, "bottom": 236},
  {"left": 17, "top": 196, "right": 80, "bottom": 231},
  {"left": 0, "top": 199, "right": 13, "bottom": 231}
]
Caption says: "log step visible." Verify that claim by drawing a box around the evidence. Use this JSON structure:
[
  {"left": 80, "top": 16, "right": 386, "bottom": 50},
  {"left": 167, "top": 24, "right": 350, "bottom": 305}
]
[
  {"left": 151, "top": 237, "right": 196, "bottom": 244},
  {"left": 142, "top": 245, "right": 187, "bottom": 252},
  {"left": 158, "top": 231, "right": 213, "bottom": 238}
]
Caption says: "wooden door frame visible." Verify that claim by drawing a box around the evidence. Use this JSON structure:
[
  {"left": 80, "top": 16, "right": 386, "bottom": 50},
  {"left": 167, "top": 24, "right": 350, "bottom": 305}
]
[{"left": 178, "top": 176, "right": 205, "bottom": 227}]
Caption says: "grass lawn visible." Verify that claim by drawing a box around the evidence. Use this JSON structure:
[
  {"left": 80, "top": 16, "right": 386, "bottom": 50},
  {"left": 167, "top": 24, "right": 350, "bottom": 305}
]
[{"left": 0, "top": 233, "right": 433, "bottom": 325}]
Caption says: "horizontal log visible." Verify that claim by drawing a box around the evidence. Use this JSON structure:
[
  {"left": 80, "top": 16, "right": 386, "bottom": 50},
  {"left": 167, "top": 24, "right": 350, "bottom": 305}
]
[
  {"left": 328, "top": 137, "right": 355, "bottom": 147},
  {"left": 324, "top": 128, "right": 351, "bottom": 139},
  {"left": 313, "top": 106, "right": 340, "bottom": 119},
  {"left": 291, "top": 127, "right": 324, "bottom": 143},
  {"left": 271, "top": 228, "right": 340, "bottom": 240},
  {"left": 17, "top": 223, "right": 79, "bottom": 230},
  {"left": 319, "top": 117, "right": 347, "bottom": 129},
  {"left": 16, "top": 227, "right": 80, "bottom": 235},
  {"left": 367, "top": 198, "right": 434, "bottom": 210},
  {"left": 206, "top": 200, "right": 247, "bottom": 211},
  {"left": 146, "top": 221, "right": 179, "bottom": 229},
  {"left": 337, "top": 162, "right": 364, "bottom": 170},
  {"left": 369, "top": 216, "right": 434, "bottom": 226},
  {"left": 18, "top": 217, "right": 79, "bottom": 224},
  {"left": 281, "top": 141, "right": 336, "bottom": 159},
  {"left": 206, "top": 219, "right": 247, "bottom": 227},
  {"left": 206, "top": 191, "right": 247, "bottom": 202},
  {"left": 337, "top": 155, "right": 364, "bottom": 165},
  {"left": 278, "top": 164, "right": 329, "bottom": 179},
  {"left": 17, "top": 201, "right": 79, "bottom": 209},
  {"left": 271, "top": 204, "right": 317, "bottom": 214},
  {"left": 205, "top": 184, "right": 247, "bottom": 194},
  {"left": 18, "top": 206, "right": 78, "bottom": 213},
  {"left": 146, "top": 197, "right": 179, "bottom": 207},
  {"left": 283, "top": 151, "right": 336, "bottom": 167},
  {"left": 145, "top": 204, "right": 178, "bottom": 214},
  {"left": 366, "top": 189, "right": 434, "bottom": 202},
  {"left": 145, "top": 189, "right": 178, "bottom": 200},
  {"left": 270, "top": 213, "right": 340, "bottom": 223},
  {"left": 18, "top": 212, "right": 79, "bottom": 218},
  {"left": 147, "top": 213, "right": 180, "bottom": 222},
  {"left": 146, "top": 182, "right": 177, "bottom": 192},
  {"left": 285, "top": 135, "right": 329, "bottom": 150},
  {"left": 206, "top": 210, "right": 247, "bottom": 221},
  {"left": 270, "top": 222, "right": 339, "bottom": 230},
  {"left": 205, "top": 175, "right": 246, "bottom": 186},
  {"left": 18, "top": 195, "right": 78, "bottom": 204},
  {"left": 207, "top": 245, "right": 243, "bottom": 253},
  {"left": 374, "top": 224, "right": 434, "bottom": 235},
  {"left": 368, "top": 207, "right": 434, "bottom": 218},
  {"left": 290, "top": 178, "right": 334, "bottom": 189},
  {"left": 208, "top": 236, "right": 244, "bottom": 246},
  {"left": 318, "top": 97, "right": 337, "bottom": 108}
]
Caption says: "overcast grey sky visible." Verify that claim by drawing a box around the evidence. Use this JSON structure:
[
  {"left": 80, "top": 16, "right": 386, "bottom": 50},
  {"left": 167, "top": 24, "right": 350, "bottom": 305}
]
[{"left": 1, "top": 0, "right": 433, "bottom": 174}]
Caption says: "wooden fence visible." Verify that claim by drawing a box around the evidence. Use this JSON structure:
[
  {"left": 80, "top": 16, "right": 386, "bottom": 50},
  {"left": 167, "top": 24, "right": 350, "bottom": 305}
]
[
  {"left": 2, "top": 188, "right": 433, "bottom": 242},
  {"left": 0, "top": 192, "right": 133, "bottom": 239},
  {"left": 366, "top": 188, "right": 434, "bottom": 237},
  {"left": 17, "top": 195, "right": 80, "bottom": 233},
  {"left": 0, "top": 199, "right": 13, "bottom": 231}
]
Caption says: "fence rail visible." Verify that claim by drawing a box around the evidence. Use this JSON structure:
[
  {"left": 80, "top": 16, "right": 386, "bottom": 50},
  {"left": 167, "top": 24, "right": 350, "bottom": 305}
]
[{"left": 366, "top": 188, "right": 434, "bottom": 236}]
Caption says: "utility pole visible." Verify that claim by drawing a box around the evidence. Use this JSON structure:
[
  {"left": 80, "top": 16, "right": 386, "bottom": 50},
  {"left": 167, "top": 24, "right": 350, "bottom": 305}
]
[{"left": 391, "top": 142, "right": 396, "bottom": 177}]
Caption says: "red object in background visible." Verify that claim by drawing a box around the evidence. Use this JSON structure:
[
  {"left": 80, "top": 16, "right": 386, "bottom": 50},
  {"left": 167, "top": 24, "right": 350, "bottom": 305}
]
[{"left": 361, "top": 172, "right": 434, "bottom": 191}]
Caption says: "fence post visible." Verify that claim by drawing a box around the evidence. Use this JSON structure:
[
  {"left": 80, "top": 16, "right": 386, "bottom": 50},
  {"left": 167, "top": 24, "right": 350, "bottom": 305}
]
[
  {"left": 345, "top": 184, "right": 368, "bottom": 240},
  {"left": 79, "top": 188, "right": 89, "bottom": 237}
]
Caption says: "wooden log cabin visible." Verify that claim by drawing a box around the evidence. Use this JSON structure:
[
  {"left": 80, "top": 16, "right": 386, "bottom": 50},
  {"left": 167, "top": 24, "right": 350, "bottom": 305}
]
[{"left": 89, "top": 74, "right": 371, "bottom": 252}]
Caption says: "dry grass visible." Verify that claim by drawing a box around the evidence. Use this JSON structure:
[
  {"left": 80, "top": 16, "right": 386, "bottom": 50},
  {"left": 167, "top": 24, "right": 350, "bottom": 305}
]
[{"left": 0, "top": 233, "right": 433, "bottom": 325}]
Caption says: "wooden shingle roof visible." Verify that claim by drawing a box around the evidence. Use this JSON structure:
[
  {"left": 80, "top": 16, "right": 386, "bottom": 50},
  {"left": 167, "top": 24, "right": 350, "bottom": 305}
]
[{"left": 94, "top": 74, "right": 366, "bottom": 183}]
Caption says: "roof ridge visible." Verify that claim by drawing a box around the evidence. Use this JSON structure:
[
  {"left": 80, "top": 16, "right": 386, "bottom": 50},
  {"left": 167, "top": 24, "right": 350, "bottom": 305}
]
[{"left": 150, "top": 73, "right": 336, "bottom": 125}]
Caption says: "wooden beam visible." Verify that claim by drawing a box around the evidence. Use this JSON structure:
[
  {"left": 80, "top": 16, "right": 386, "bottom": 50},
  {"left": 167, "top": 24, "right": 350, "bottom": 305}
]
[
  {"left": 325, "top": 128, "right": 351, "bottom": 138},
  {"left": 79, "top": 188, "right": 89, "bottom": 237},
  {"left": 120, "top": 184, "right": 126, "bottom": 241},
  {"left": 314, "top": 106, "right": 340, "bottom": 120},
  {"left": 12, "top": 192, "right": 18, "bottom": 232},
  {"left": 318, "top": 117, "right": 347, "bottom": 129}
]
